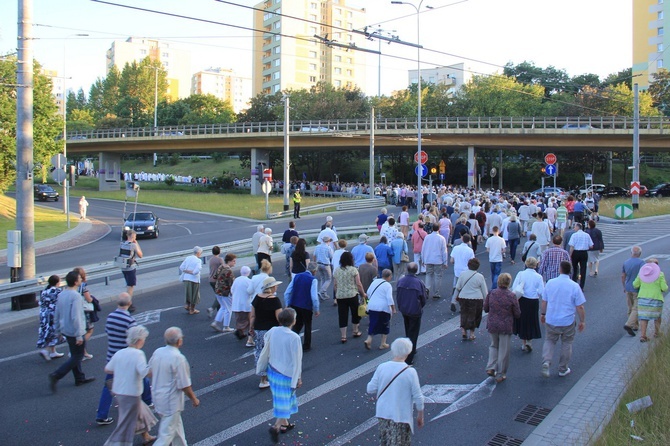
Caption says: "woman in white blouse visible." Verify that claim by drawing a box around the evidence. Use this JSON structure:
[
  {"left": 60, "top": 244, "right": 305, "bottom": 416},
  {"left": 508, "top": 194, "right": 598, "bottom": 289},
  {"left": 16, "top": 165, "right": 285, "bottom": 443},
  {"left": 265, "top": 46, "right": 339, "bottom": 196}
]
[
  {"left": 367, "top": 338, "right": 424, "bottom": 445},
  {"left": 363, "top": 270, "right": 396, "bottom": 350},
  {"left": 512, "top": 257, "right": 545, "bottom": 352}
]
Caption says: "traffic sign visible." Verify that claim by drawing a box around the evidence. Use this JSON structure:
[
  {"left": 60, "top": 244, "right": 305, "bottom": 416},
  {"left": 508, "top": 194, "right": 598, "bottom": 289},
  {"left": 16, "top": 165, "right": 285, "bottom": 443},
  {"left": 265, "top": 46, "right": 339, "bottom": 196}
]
[
  {"left": 545, "top": 164, "right": 557, "bottom": 176},
  {"left": 614, "top": 203, "right": 634, "bottom": 219},
  {"left": 490, "top": 168, "right": 497, "bottom": 178},
  {"left": 51, "top": 169, "right": 66, "bottom": 183},
  {"left": 415, "top": 164, "right": 428, "bottom": 178},
  {"left": 545, "top": 153, "right": 557, "bottom": 165},
  {"left": 439, "top": 173, "right": 445, "bottom": 181},
  {"left": 439, "top": 160, "right": 446, "bottom": 173},
  {"left": 261, "top": 180, "right": 272, "bottom": 195},
  {"left": 630, "top": 181, "right": 641, "bottom": 195},
  {"left": 414, "top": 151, "right": 428, "bottom": 164}
]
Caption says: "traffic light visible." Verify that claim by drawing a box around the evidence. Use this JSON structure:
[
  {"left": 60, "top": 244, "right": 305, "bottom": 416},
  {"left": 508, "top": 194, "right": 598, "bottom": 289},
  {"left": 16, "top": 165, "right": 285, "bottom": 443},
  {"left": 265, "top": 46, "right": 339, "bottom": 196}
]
[
  {"left": 541, "top": 167, "right": 546, "bottom": 174},
  {"left": 429, "top": 165, "right": 437, "bottom": 175}
]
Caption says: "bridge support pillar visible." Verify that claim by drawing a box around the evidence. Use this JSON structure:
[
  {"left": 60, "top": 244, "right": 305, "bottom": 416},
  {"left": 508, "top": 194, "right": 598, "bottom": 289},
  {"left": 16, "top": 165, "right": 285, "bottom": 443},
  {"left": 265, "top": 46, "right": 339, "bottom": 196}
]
[
  {"left": 467, "top": 146, "right": 475, "bottom": 188},
  {"left": 250, "top": 148, "right": 270, "bottom": 196},
  {"left": 98, "top": 152, "right": 121, "bottom": 191}
]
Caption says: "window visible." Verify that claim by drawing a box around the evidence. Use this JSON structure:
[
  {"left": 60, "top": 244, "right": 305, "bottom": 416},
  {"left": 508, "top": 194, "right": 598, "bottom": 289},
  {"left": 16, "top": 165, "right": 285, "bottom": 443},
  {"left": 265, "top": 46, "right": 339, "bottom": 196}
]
[
  {"left": 273, "top": 84, "right": 281, "bottom": 93},
  {"left": 347, "top": 11, "right": 352, "bottom": 18},
  {"left": 273, "top": 72, "right": 280, "bottom": 80},
  {"left": 335, "top": 32, "right": 342, "bottom": 38},
  {"left": 659, "top": 27, "right": 664, "bottom": 36},
  {"left": 346, "top": 69, "right": 352, "bottom": 76},
  {"left": 335, "top": 80, "right": 341, "bottom": 87},
  {"left": 274, "top": 35, "right": 281, "bottom": 41},
  {"left": 310, "top": 26, "right": 317, "bottom": 34},
  {"left": 274, "top": 21, "right": 280, "bottom": 29},
  {"left": 335, "top": 20, "right": 342, "bottom": 26},
  {"left": 274, "top": 46, "right": 281, "bottom": 54},
  {"left": 336, "top": 8, "right": 342, "bottom": 15},
  {"left": 334, "top": 67, "right": 342, "bottom": 74},
  {"left": 309, "top": 14, "right": 317, "bottom": 21},
  {"left": 659, "top": 43, "right": 664, "bottom": 52},
  {"left": 660, "top": 11, "right": 665, "bottom": 20},
  {"left": 429, "top": 76, "right": 435, "bottom": 83},
  {"left": 309, "top": 63, "right": 317, "bottom": 70},
  {"left": 162, "top": 52, "right": 169, "bottom": 58},
  {"left": 346, "top": 57, "right": 352, "bottom": 64},
  {"left": 275, "top": 0, "right": 281, "bottom": 3},
  {"left": 658, "top": 59, "right": 664, "bottom": 69},
  {"left": 309, "top": 76, "right": 316, "bottom": 82},
  {"left": 309, "top": 51, "right": 317, "bottom": 58},
  {"left": 274, "top": 59, "right": 281, "bottom": 67},
  {"left": 335, "top": 55, "right": 341, "bottom": 62},
  {"left": 140, "top": 49, "right": 147, "bottom": 55},
  {"left": 310, "top": 2, "right": 317, "bottom": 9}
]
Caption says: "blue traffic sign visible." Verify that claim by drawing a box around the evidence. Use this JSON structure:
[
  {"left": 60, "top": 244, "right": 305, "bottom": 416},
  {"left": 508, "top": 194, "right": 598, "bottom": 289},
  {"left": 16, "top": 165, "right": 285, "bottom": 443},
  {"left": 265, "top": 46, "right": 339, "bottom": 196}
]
[
  {"left": 415, "top": 164, "right": 428, "bottom": 177},
  {"left": 439, "top": 173, "right": 445, "bottom": 181},
  {"left": 545, "top": 164, "right": 557, "bottom": 176}
]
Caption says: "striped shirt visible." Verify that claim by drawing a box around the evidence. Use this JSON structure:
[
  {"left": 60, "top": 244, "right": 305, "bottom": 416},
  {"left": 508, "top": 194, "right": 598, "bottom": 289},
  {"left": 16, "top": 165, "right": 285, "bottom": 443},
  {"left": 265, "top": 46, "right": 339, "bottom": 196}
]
[
  {"left": 105, "top": 309, "right": 136, "bottom": 361},
  {"left": 556, "top": 206, "right": 567, "bottom": 223}
]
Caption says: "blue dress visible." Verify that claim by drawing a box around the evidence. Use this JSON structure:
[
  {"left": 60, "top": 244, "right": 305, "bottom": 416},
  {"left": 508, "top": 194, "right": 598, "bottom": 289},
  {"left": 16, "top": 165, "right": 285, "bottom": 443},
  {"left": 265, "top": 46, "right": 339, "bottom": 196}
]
[{"left": 37, "top": 286, "right": 61, "bottom": 348}]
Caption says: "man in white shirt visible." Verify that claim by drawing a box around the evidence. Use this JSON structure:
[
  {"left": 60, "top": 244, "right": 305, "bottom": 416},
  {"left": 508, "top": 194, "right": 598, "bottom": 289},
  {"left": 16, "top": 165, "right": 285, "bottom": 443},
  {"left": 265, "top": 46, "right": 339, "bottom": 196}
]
[
  {"left": 421, "top": 221, "right": 449, "bottom": 299},
  {"left": 450, "top": 233, "right": 475, "bottom": 311},
  {"left": 485, "top": 207, "right": 503, "bottom": 237},
  {"left": 567, "top": 223, "right": 594, "bottom": 290},
  {"left": 540, "top": 261, "right": 586, "bottom": 378},
  {"left": 251, "top": 224, "right": 264, "bottom": 270},
  {"left": 150, "top": 327, "right": 200, "bottom": 446},
  {"left": 179, "top": 247, "right": 203, "bottom": 315},
  {"left": 485, "top": 226, "right": 506, "bottom": 290},
  {"left": 317, "top": 221, "right": 338, "bottom": 251},
  {"left": 517, "top": 201, "right": 531, "bottom": 237}
]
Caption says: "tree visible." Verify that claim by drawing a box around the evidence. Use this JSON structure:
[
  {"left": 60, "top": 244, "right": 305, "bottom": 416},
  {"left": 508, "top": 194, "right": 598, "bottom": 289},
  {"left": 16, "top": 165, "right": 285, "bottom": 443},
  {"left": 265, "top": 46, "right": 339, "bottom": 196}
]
[
  {"left": 503, "top": 61, "right": 570, "bottom": 98},
  {"left": 285, "top": 82, "right": 370, "bottom": 120},
  {"left": 648, "top": 68, "right": 670, "bottom": 116},
  {"left": 603, "top": 68, "right": 633, "bottom": 90},
  {"left": 0, "top": 56, "right": 62, "bottom": 191},
  {"left": 115, "top": 58, "right": 168, "bottom": 127},
  {"left": 237, "top": 91, "right": 283, "bottom": 122},
  {"left": 453, "top": 74, "right": 548, "bottom": 116},
  {"left": 180, "top": 94, "right": 236, "bottom": 125},
  {"left": 67, "top": 109, "right": 96, "bottom": 132}
]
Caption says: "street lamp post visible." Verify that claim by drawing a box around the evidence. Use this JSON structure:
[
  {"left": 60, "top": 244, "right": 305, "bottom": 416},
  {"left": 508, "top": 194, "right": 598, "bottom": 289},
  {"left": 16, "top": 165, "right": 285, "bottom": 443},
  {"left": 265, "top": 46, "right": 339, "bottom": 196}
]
[
  {"left": 392, "top": 0, "right": 425, "bottom": 215},
  {"left": 144, "top": 65, "right": 160, "bottom": 167}
]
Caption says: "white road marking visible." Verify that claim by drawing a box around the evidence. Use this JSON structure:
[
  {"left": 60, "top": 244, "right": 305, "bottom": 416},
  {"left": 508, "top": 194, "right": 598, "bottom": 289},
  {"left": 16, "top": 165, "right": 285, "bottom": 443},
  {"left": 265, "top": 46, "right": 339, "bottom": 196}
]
[
  {"left": 177, "top": 224, "right": 193, "bottom": 235},
  {"left": 324, "top": 417, "right": 379, "bottom": 446},
  {"left": 194, "top": 369, "right": 256, "bottom": 397},
  {"left": 429, "top": 378, "right": 497, "bottom": 421}
]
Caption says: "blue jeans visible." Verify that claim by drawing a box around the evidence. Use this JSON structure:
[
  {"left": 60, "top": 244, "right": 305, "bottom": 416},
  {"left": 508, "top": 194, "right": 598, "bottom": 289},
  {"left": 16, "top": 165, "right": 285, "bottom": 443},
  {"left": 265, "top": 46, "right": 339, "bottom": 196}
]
[
  {"left": 96, "top": 374, "right": 152, "bottom": 419},
  {"left": 490, "top": 262, "right": 502, "bottom": 289},
  {"left": 508, "top": 238, "right": 520, "bottom": 262}
]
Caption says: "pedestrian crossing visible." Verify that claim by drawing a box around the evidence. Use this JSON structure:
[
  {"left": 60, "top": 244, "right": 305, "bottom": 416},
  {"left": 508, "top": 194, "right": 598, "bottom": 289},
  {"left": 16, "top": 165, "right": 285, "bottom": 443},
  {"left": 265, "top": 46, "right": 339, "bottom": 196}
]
[{"left": 597, "top": 219, "right": 670, "bottom": 257}]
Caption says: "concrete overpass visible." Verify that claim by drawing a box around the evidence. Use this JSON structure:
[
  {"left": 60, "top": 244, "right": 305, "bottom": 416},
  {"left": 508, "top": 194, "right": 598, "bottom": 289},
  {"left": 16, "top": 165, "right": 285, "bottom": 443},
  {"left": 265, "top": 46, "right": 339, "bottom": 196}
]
[{"left": 64, "top": 116, "right": 670, "bottom": 190}]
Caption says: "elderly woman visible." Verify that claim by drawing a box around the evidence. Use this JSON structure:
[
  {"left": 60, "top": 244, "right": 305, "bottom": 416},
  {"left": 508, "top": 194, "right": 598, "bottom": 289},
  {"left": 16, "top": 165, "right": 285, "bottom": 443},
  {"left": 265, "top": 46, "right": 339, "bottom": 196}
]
[
  {"left": 512, "top": 257, "right": 545, "bottom": 352},
  {"left": 367, "top": 338, "right": 424, "bottom": 445},
  {"left": 179, "top": 246, "right": 203, "bottom": 314},
  {"left": 251, "top": 277, "right": 283, "bottom": 389},
  {"left": 484, "top": 273, "right": 521, "bottom": 383},
  {"left": 103, "top": 325, "right": 156, "bottom": 446},
  {"left": 363, "top": 269, "right": 395, "bottom": 350},
  {"left": 333, "top": 251, "right": 367, "bottom": 343},
  {"left": 257, "top": 308, "right": 303, "bottom": 444},
  {"left": 249, "top": 259, "right": 273, "bottom": 297},
  {"left": 454, "top": 258, "right": 489, "bottom": 341},
  {"left": 374, "top": 237, "right": 394, "bottom": 278},
  {"left": 390, "top": 232, "right": 409, "bottom": 281},
  {"left": 232, "top": 266, "right": 254, "bottom": 346},
  {"left": 74, "top": 266, "right": 97, "bottom": 360},
  {"left": 506, "top": 214, "right": 522, "bottom": 265},
  {"left": 634, "top": 259, "right": 669, "bottom": 342},
  {"left": 521, "top": 234, "right": 542, "bottom": 263},
  {"left": 37, "top": 275, "right": 64, "bottom": 361},
  {"left": 376, "top": 207, "right": 389, "bottom": 232}
]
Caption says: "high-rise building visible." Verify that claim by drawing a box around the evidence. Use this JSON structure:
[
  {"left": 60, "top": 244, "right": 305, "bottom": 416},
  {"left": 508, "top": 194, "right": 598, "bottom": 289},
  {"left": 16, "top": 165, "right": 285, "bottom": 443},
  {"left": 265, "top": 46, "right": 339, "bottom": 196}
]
[
  {"left": 408, "top": 63, "right": 472, "bottom": 95},
  {"left": 106, "top": 37, "right": 192, "bottom": 100},
  {"left": 252, "top": 0, "right": 367, "bottom": 96},
  {"left": 633, "top": 0, "right": 669, "bottom": 89},
  {"left": 191, "top": 68, "right": 252, "bottom": 114},
  {"left": 43, "top": 68, "right": 65, "bottom": 116}
]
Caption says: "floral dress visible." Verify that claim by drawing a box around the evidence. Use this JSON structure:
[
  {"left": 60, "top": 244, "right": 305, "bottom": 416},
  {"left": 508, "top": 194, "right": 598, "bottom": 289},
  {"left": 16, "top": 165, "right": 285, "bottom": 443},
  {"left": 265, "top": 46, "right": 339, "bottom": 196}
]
[{"left": 37, "top": 286, "right": 61, "bottom": 348}]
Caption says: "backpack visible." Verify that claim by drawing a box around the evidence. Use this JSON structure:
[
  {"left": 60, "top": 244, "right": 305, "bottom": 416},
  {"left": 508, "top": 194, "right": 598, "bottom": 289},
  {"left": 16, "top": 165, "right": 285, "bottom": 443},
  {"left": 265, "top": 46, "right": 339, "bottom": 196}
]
[{"left": 424, "top": 222, "right": 433, "bottom": 234}]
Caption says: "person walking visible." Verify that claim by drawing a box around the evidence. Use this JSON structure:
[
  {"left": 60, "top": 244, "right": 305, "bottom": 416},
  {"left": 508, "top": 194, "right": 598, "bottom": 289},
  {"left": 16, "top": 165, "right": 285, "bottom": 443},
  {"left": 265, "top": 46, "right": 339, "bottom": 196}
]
[
  {"left": 585, "top": 219, "right": 604, "bottom": 277},
  {"left": 541, "top": 261, "right": 586, "bottom": 378},
  {"left": 374, "top": 236, "right": 394, "bottom": 278},
  {"left": 292, "top": 190, "right": 301, "bottom": 219},
  {"left": 206, "top": 246, "right": 223, "bottom": 319},
  {"left": 359, "top": 252, "right": 379, "bottom": 293},
  {"left": 119, "top": 230, "right": 142, "bottom": 302},
  {"left": 622, "top": 246, "right": 645, "bottom": 336},
  {"left": 73, "top": 266, "right": 97, "bottom": 361},
  {"left": 506, "top": 214, "right": 522, "bottom": 265},
  {"left": 179, "top": 246, "right": 203, "bottom": 315},
  {"left": 313, "top": 235, "right": 334, "bottom": 301},
  {"left": 512, "top": 257, "right": 545, "bottom": 352},
  {"left": 367, "top": 338, "right": 424, "bottom": 445},
  {"left": 149, "top": 327, "right": 200, "bottom": 446},
  {"left": 252, "top": 224, "right": 265, "bottom": 271},
  {"left": 333, "top": 252, "right": 367, "bottom": 343},
  {"left": 37, "top": 275, "right": 64, "bottom": 361},
  {"left": 257, "top": 228, "right": 274, "bottom": 269},
  {"left": 48, "top": 270, "right": 95, "bottom": 392},
  {"left": 285, "top": 263, "right": 320, "bottom": 351},
  {"left": 102, "top": 325, "right": 156, "bottom": 446},
  {"left": 454, "top": 258, "right": 488, "bottom": 341},
  {"left": 363, "top": 269, "right": 395, "bottom": 351},
  {"left": 450, "top": 233, "right": 475, "bottom": 311},
  {"left": 485, "top": 226, "right": 506, "bottom": 290},
  {"left": 231, "top": 266, "right": 254, "bottom": 346},
  {"left": 79, "top": 196, "right": 89, "bottom": 219},
  {"left": 421, "top": 221, "right": 449, "bottom": 300},
  {"left": 289, "top": 238, "right": 310, "bottom": 279},
  {"left": 256, "top": 308, "right": 303, "bottom": 444},
  {"left": 530, "top": 212, "right": 551, "bottom": 254},
  {"left": 484, "top": 273, "right": 521, "bottom": 383},
  {"left": 410, "top": 219, "right": 427, "bottom": 274},
  {"left": 251, "top": 277, "right": 283, "bottom": 388},
  {"left": 538, "top": 235, "right": 570, "bottom": 283},
  {"left": 634, "top": 260, "right": 669, "bottom": 342},
  {"left": 352, "top": 233, "right": 375, "bottom": 268},
  {"left": 376, "top": 207, "right": 389, "bottom": 232},
  {"left": 390, "top": 232, "right": 409, "bottom": 281},
  {"left": 568, "top": 223, "right": 593, "bottom": 290},
  {"left": 211, "top": 253, "right": 237, "bottom": 332},
  {"left": 396, "top": 263, "right": 427, "bottom": 365}
]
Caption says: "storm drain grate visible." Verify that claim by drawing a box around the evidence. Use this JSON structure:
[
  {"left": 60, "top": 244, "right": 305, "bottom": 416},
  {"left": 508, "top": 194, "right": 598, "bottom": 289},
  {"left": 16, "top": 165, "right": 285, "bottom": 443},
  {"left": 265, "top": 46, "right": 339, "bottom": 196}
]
[
  {"left": 514, "top": 404, "right": 552, "bottom": 426},
  {"left": 487, "top": 433, "right": 524, "bottom": 446}
]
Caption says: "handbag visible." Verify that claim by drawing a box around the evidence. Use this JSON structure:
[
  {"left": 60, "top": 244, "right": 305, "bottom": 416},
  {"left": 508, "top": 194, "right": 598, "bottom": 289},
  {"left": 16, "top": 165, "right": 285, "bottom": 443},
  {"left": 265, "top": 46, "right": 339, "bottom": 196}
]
[
  {"left": 521, "top": 242, "right": 535, "bottom": 262},
  {"left": 513, "top": 280, "right": 525, "bottom": 299},
  {"left": 358, "top": 300, "right": 368, "bottom": 318},
  {"left": 401, "top": 251, "right": 410, "bottom": 263},
  {"left": 453, "top": 271, "right": 476, "bottom": 302},
  {"left": 376, "top": 365, "right": 410, "bottom": 400}
]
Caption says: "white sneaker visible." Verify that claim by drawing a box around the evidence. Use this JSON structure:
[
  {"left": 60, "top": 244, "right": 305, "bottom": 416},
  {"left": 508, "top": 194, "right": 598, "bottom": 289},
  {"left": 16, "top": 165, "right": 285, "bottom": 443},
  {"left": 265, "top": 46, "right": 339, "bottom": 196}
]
[
  {"left": 207, "top": 308, "right": 214, "bottom": 318},
  {"left": 83, "top": 353, "right": 93, "bottom": 361},
  {"left": 258, "top": 381, "right": 270, "bottom": 389},
  {"left": 541, "top": 362, "right": 550, "bottom": 378},
  {"left": 39, "top": 350, "right": 51, "bottom": 361},
  {"left": 222, "top": 327, "right": 235, "bottom": 333},
  {"left": 210, "top": 322, "right": 223, "bottom": 332},
  {"left": 50, "top": 351, "right": 64, "bottom": 359},
  {"left": 558, "top": 368, "right": 572, "bottom": 377},
  {"left": 246, "top": 341, "right": 256, "bottom": 347}
]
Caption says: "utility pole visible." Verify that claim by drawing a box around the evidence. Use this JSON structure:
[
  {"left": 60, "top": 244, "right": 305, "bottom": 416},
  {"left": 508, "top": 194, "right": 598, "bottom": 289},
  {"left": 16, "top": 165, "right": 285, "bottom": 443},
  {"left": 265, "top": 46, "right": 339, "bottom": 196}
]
[
  {"left": 369, "top": 107, "right": 375, "bottom": 199},
  {"left": 632, "top": 83, "right": 640, "bottom": 210},
  {"left": 283, "top": 95, "right": 290, "bottom": 211},
  {"left": 16, "top": 0, "right": 36, "bottom": 281}
]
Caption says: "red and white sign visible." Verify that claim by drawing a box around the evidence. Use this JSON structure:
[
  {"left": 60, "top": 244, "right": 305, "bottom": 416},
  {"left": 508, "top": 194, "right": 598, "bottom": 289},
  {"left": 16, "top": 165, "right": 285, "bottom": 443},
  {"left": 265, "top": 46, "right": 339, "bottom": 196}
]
[
  {"left": 414, "top": 151, "right": 428, "bottom": 164},
  {"left": 263, "top": 169, "right": 273, "bottom": 182},
  {"left": 630, "top": 181, "right": 640, "bottom": 195},
  {"left": 544, "top": 153, "right": 557, "bottom": 165}
]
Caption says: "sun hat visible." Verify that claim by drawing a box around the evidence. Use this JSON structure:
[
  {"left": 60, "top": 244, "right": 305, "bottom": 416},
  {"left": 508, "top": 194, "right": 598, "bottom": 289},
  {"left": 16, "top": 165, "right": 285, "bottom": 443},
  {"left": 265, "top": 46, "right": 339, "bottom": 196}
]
[
  {"left": 262, "top": 277, "right": 282, "bottom": 290},
  {"left": 639, "top": 263, "right": 661, "bottom": 283},
  {"left": 358, "top": 233, "right": 369, "bottom": 242}
]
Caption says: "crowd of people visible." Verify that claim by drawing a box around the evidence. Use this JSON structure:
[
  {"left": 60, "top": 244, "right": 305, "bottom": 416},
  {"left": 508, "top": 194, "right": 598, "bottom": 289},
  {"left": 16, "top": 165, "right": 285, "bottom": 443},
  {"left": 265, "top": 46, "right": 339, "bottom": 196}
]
[{"left": 36, "top": 182, "right": 664, "bottom": 446}]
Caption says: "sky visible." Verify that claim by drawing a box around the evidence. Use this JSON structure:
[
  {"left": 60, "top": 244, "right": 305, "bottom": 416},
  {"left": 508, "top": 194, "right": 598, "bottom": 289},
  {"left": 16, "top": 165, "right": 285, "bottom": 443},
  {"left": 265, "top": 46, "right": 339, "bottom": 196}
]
[{"left": 0, "top": 0, "right": 632, "bottom": 99}]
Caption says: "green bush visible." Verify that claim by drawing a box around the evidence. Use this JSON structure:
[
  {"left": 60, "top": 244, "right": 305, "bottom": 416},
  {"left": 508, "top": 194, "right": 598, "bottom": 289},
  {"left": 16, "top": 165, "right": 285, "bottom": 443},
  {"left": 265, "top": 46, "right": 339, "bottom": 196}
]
[
  {"left": 212, "top": 152, "right": 225, "bottom": 163},
  {"left": 169, "top": 153, "right": 180, "bottom": 166},
  {"left": 191, "top": 156, "right": 200, "bottom": 163},
  {"left": 164, "top": 176, "right": 175, "bottom": 186}
]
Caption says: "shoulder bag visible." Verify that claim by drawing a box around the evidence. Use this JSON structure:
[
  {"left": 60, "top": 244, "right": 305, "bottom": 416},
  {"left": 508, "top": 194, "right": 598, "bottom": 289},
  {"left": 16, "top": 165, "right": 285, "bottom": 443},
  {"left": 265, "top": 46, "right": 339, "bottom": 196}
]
[
  {"left": 376, "top": 365, "right": 411, "bottom": 400},
  {"left": 452, "top": 270, "right": 477, "bottom": 301},
  {"left": 521, "top": 242, "right": 535, "bottom": 262},
  {"left": 358, "top": 281, "right": 385, "bottom": 318}
]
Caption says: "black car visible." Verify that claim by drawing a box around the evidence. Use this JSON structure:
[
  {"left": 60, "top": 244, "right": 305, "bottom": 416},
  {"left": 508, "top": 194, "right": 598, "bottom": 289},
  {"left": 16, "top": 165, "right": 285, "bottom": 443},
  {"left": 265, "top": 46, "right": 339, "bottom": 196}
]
[
  {"left": 599, "top": 186, "right": 629, "bottom": 198},
  {"left": 646, "top": 183, "right": 670, "bottom": 197},
  {"left": 123, "top": 211, "right": 159, "bottom": 238},
  {"left": 34, "top": 184, "right": 60, "bottom": 201}
]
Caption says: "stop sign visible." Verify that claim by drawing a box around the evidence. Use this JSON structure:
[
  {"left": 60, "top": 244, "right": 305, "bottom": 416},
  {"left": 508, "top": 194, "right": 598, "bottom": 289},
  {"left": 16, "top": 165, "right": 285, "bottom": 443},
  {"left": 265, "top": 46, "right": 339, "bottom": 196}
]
[
  {"left": 544, "top": 153, "right": 557, "bottom": 165},
  {"left": 414, "top": 151, "right": 428, "bottom": 164}
]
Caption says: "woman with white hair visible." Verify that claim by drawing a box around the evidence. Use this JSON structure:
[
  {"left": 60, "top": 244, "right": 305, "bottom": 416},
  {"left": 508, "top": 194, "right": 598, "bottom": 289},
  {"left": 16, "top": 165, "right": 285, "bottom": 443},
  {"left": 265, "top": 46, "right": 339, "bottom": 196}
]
[
  {"left": 512, "top": 257, "right": 544, "bottom": 352},
  {"left": 390, "top": 232, "right": 409, "bottom": 281},
  {"left": 232, "top": 266, "right": 255, "bottom": 346},
  {"left": 179, "top": 246, "right": 203, "bottom": 315},
  {"left": 367, "top": 338, "right": 424, "bottom": 445},
  {"left": 103, "top": 325, "right": 156, "bottom": 446}
]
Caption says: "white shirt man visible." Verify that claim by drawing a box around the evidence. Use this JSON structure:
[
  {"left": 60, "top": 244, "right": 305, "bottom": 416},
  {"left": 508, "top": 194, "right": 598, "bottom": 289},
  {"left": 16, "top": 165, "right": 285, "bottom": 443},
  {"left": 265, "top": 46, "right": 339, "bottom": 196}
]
[
  {"left": 485, "top": 226, "right": 506, "bottom": 290},
  {"left": 421, "top": 221, "right": 449, "bottom": 299}
]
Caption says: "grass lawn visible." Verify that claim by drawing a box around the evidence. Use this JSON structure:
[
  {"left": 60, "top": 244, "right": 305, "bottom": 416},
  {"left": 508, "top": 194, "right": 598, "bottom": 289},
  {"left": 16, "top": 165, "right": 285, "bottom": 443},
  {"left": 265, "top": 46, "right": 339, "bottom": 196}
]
[
  {"left": 0, "top": 195, "right": 77, "bottom": 242},
  {"left": 598, "top": 197, "right": 670, "bottom": 219},
  {"left": 595, "top": 334, "right": 670, "bottom": 445}
]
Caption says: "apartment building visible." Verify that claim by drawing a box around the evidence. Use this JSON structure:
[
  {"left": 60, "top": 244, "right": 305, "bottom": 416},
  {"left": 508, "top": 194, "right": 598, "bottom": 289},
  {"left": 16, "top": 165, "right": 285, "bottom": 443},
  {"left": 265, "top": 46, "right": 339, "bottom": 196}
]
[
  {"left": 191, "top": 68, "right": 252, "bottom": 114},
  {"left": 633, "top": 0, "right": 669, "bottom": 89},
  {"left": 43, "top": 68, "right": 65, "bottom": 116},
  {"left": 408, "top": 62, "right": 472, "bottom": 94}
]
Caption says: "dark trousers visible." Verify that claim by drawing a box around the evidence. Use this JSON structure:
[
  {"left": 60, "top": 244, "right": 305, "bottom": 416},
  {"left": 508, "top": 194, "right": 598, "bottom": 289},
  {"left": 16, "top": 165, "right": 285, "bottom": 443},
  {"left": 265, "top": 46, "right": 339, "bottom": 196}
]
[
  {"left": 571, "top": 250, "right": 588, "bottom": 289},
  {"left": 337, "top": 296, "right": 361, "bottom": 328},
  {"left": 97, "top": 374, "right": 152, "bottom": 419},
  {"left": 291, "top": 306, "right": 313, "bottom": 349},
  {"left": 294, "top": 203, "right": 300, "bottom": 218},
  {"left": 257, "top": 252, "right": 271, "bottom": 271},
  {"left": 52, "top": 336, "right": 86, "bottom": 383},
  {"left": 402, "top": 314, "right": 422, "bottom": 365}
]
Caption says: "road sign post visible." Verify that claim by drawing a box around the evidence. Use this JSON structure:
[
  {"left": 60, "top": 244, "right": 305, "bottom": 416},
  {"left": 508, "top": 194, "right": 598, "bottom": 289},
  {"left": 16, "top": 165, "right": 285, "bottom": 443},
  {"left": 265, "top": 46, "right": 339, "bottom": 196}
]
[
  {"left": 544, "top": 153, "right": 557, "bottom": 165},
  {"left": 414, "top": 151, "right": 428, "bottom": 164},
  {"left": 614, "top": 203, "right": 634, "bottom": 220}
]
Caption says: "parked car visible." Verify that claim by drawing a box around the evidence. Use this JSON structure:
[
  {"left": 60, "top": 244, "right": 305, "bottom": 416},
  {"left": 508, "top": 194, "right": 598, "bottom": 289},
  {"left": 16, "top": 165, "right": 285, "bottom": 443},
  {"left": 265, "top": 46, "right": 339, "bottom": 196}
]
[
  {"left": 646, "top": 183, "right": 670, "bottom": 197},
  {"left": 34, "top": 184, "right": 59, "bottom": 202},
  {"left": 579, "top": 184, "right": 607, "bottom": 195},
  {"left": 123, "top": 211, "right": 159, "bottom": 238},
  {"left": 562, "top": 123, "right": 596, "bottom": 130},
  {"left": 530, "top": 187, "right": 567, "bottom": 199},
  {"left": 599, "top": 186, "right": 629, "bottom": 198}
]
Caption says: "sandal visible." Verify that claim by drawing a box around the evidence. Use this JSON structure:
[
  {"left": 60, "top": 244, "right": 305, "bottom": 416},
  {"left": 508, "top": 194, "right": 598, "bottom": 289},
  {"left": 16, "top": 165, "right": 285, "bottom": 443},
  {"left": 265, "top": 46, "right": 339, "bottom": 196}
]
[
  {"left": 341, "top": 338, "right": 348, "bottom": 344},
  {"left": 379, "top": 343, "right": 390, "bottom": 350},
  {"left": 353, "top": 332, "right": 363, "bottom": 338},
  {"left": 269, "top": 426, "right": 279, "bottom": 443},
  {"left": 280, "top": 423, "right": 295, "bottom": 433},
  {"left": 364, "top": 339, "right": 371, "bottom": 350},
  {"left": 486, "top": 369, "right": 495, "bottom": 377},
  {"left": 469, "top": 335, "right": 476, "bottom": 341},
  {"left": 640, "top": 336, "right": 649, "bottom": 343}
]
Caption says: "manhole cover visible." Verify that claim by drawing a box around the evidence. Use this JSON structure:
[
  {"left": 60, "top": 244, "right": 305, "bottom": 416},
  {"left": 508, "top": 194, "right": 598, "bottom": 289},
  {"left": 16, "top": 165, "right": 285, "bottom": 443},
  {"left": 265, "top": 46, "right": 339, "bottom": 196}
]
[
  {"left": 514, "top": 404, "right": 552, "bottom": 426},
  {"left": 487, "top": 433, "right": 524, "bottom": 446}
]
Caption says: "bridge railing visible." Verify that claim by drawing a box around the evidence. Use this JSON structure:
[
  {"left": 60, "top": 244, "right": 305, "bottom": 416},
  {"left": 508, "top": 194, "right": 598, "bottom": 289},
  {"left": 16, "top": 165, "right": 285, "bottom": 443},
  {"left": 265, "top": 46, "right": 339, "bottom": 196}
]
[{"left": 66, "top": 116, "right": 670, "bottom": 140}]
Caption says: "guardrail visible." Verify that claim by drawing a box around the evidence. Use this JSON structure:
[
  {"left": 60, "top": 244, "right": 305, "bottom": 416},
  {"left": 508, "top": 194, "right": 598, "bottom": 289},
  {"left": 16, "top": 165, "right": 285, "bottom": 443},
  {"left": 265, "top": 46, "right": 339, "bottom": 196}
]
[
  {"left": 1, "top": 224, "right": 379, "bottom": 306},
  {"left": 65, "top": 116, "right": 670, "bottom": 140},
  {"left": 267, "top": 197, "right": 386, "bottom": 219}
]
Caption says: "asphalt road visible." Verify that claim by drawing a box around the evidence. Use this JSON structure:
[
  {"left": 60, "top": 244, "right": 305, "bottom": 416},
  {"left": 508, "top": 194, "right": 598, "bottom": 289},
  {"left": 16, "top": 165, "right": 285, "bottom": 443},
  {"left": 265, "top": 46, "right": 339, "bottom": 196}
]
[{"left": 1, "top": 217, "right": 668, "bottom": 445}]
